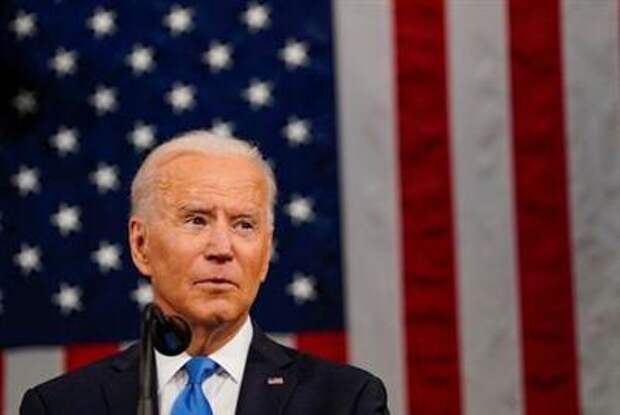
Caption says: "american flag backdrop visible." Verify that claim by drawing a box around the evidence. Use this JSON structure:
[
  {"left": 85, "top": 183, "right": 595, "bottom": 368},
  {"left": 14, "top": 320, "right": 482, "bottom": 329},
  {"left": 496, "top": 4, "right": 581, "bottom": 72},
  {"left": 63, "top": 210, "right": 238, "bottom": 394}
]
[{"left": 0, "top": 1, "right": 619, "bottom": 415}]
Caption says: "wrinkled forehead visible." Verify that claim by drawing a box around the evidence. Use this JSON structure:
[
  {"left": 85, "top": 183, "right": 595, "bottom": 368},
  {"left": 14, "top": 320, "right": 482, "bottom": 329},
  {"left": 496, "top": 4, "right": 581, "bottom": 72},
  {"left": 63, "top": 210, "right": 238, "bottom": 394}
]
[{"left": 152, "top": 151, "right": 269, "bottom": 211}]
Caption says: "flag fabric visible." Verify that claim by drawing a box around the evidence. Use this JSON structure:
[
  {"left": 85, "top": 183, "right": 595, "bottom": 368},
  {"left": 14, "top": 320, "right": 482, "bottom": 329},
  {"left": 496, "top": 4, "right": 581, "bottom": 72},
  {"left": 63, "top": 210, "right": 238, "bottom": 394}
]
[{"left": 1, "top": 1, "right": 619, "bottom": 415}]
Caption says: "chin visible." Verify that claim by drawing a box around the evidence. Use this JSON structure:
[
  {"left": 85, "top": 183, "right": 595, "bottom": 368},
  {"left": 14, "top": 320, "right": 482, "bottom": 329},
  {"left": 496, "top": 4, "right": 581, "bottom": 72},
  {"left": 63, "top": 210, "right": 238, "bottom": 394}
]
[{"left": 189, "top": 301, "right": 245, "bottom": 328}]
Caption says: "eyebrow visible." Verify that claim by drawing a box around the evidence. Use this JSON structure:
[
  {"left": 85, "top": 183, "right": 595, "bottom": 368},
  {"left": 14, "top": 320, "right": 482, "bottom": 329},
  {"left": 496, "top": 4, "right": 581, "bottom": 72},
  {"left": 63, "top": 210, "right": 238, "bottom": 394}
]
[
  {"left": 178, "top": 205, "right": 213, "bottom": 215},
  {"left": 178, "top": 204, "right": 260, "bottom": 218}
]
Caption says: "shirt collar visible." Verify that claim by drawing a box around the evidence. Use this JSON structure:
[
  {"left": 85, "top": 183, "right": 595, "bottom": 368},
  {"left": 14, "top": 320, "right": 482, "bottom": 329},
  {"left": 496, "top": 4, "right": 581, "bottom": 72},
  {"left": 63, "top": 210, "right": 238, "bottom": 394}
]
[
  {"left": 155, "top": 316, "right": 253, "bottom": 392},
  {"left": 209, "top": 316, "right": 253, "bottom": 383}
]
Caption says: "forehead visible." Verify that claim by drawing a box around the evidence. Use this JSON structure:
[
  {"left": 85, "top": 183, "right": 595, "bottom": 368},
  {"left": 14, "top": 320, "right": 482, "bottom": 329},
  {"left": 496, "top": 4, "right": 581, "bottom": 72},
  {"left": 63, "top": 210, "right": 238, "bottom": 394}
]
[{"left": 153, "top": 152, "right": 268, "bottom": 208}]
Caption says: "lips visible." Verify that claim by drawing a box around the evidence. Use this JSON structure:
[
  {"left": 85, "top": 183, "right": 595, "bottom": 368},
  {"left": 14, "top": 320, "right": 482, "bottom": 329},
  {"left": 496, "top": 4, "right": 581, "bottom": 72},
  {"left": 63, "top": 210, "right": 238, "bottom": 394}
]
[{"left": 193, "top": 277, "right": 238, "bottom": 288}]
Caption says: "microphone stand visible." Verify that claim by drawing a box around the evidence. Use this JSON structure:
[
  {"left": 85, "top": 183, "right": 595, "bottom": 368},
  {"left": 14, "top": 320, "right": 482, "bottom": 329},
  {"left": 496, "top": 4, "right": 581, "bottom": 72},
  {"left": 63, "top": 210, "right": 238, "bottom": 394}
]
[
  {"left": 137, "top": 304, "right": 158, "bottom": 415},
  {"left": 137, "top": 303, "right": 192, "bottom": 415}
]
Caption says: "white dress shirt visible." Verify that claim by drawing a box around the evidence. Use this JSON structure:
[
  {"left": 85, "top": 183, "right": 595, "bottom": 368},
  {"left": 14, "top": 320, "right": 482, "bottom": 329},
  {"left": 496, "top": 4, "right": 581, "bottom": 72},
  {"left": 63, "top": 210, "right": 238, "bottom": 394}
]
[{"left": 155, "top": 317, "right": 253, "bottom": 415}]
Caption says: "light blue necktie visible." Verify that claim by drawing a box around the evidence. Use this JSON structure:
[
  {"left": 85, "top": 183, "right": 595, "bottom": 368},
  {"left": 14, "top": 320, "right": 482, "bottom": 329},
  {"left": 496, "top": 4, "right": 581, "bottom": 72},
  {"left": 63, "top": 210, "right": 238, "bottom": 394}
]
[{"left": 171, "top": 357, "right": 218, "bottom": 415}]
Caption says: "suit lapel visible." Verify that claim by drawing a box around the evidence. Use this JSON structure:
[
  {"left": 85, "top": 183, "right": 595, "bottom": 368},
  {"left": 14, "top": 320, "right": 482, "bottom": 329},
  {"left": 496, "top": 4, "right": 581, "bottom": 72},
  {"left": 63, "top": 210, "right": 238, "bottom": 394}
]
[
  {"left": 102, "top": 345, "right": 141, "bottom": 415},
  {"left": 235, "top": 328, "right": 300, "bottom": 415}
]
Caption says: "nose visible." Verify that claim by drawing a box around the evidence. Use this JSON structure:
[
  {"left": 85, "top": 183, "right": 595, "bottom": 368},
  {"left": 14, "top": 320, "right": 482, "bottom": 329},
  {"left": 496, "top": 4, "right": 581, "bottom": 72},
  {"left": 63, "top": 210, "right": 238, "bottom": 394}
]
[{"left": 204, "top": 221, "right": 233, "bottom": 264}]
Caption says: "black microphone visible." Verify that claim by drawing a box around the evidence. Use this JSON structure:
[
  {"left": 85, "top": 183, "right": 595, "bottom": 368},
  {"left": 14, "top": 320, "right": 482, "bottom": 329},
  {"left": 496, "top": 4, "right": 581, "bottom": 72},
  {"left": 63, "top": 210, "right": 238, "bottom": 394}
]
[
  {"left": 151, "top": 304, "right": 192, "bottom": 356},
  {"left": 137, "top": 303, "right": 192, "bottom": 415}
]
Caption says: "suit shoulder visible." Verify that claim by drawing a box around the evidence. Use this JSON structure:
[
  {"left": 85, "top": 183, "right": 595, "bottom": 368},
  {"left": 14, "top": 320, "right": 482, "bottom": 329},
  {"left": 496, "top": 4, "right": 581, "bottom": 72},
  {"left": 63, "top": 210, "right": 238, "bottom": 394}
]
[
  {"left": 268, "top": 338, "right": 380, "bottom": 385},
  {"left": 29, "top": 346, "right": 136, "bottom": 397},
  {"left": 263, "top": 339, "right": 389, "bottom": 413},
  {"left": 299, "top": 351, "right": 380, "bottom": 384}
]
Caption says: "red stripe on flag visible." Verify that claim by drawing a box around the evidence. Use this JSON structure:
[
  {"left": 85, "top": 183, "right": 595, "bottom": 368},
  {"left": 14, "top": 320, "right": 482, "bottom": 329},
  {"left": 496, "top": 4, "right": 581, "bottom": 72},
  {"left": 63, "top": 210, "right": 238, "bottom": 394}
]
[
  {"left": 393, "top": 1, "right": 462, "bottom": 413},
  {"left": 508, "top": 2, "right": 580, "bottom": 414},
  {"left": 64, "top": 343, "right": 120, "bottom": 372},
  {"left": 296, "top": 331, "right": 347, "bottom": 365}
]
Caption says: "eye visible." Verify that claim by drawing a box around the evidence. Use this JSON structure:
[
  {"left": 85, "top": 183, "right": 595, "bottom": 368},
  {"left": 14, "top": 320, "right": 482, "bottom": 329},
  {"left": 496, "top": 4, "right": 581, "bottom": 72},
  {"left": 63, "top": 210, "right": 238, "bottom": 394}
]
[
  {"left": 186, "top": 215, "right": 207, "bottom": 226},
  {"left": 234, "top": 219, "right": 255, "bottom": 232}
]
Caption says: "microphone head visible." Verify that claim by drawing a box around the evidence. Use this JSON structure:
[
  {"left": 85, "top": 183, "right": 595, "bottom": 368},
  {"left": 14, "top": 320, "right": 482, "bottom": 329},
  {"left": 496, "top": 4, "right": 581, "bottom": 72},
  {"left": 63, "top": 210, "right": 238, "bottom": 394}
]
[{"left": 149, "top": 305, "right": 192, "bottom": 356}]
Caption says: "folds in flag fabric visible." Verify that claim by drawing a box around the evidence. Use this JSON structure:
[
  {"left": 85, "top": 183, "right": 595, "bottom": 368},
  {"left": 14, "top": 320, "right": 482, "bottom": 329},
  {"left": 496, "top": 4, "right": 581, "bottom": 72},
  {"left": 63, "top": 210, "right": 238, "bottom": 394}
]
[{"left": 1, "top": 1, "right": 619, "bottom": 415}]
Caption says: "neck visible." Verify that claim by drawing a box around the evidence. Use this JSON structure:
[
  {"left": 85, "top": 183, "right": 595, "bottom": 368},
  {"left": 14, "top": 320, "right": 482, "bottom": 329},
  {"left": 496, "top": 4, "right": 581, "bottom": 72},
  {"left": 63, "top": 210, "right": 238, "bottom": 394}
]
[{"left": 186, "top": 315, "right": 248, "bottom": 356}]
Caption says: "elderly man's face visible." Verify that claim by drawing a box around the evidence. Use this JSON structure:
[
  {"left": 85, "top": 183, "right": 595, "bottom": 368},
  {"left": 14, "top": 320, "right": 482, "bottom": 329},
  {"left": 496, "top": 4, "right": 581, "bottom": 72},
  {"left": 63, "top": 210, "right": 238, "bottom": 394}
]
[{"left": 129, "top": 152, "right": 272, "bottom": 329}]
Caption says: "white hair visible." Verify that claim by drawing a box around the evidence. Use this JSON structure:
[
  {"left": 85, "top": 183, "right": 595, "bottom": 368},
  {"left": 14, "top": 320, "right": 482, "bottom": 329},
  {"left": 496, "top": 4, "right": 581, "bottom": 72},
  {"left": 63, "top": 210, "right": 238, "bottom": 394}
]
[{"left": 130, "top": 130, "right": 277, "bottom": 225}]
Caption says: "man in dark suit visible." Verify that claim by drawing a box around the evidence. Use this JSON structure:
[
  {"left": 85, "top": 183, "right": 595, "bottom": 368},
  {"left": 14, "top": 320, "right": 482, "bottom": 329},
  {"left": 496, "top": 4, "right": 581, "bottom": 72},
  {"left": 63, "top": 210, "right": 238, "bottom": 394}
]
[{"left": 20, "top": 131, "right": 389, "bottom": 415}]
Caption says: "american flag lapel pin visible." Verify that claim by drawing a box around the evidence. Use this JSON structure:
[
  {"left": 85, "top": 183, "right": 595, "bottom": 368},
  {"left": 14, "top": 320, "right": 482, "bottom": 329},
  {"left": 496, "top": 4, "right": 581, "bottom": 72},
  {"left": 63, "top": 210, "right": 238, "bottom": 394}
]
[{"left": 267, "top": 376, "right": 285, "bottom": 385}]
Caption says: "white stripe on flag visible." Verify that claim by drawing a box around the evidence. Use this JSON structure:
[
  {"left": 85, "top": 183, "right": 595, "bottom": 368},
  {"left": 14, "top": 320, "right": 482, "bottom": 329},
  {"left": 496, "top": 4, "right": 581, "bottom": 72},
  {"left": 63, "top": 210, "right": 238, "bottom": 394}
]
[
  {"left": 446, "top": 1, "right": 524, "bottom": 414},
  {"left": 120, "top": 341, "right": 138, "bottom": 351},
  {"left": 266, "top": 333, "right": 296, "bottom": 349},
  {"left": 332, "top": 1, "right": 407, "bottom": 414},
  {"left": 562, "top": 1, "right": 620, "bottom": 413},
  {"left": 4, "top": 347, "right": 63, "bottom": 415}
]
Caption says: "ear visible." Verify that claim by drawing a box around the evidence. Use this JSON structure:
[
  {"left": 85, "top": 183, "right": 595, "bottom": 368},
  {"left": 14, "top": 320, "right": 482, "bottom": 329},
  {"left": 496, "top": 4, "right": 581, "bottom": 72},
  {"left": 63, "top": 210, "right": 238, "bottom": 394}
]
[{"left": 128, "top": 216, "right": 152, "bottom": 277}]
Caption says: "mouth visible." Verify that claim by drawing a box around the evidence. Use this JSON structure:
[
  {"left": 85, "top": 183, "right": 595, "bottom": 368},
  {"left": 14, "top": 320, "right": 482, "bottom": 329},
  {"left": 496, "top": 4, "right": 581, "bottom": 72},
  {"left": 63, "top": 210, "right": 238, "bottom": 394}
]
[{"left": 193, "top": 277, "right": 238, "bottom": 289}]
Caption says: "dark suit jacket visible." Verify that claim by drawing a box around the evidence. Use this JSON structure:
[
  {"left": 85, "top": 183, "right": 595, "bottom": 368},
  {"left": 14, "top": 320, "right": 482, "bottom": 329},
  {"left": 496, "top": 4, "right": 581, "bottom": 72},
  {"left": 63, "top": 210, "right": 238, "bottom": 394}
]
[{"left": 20, "top": 327, "right": 389, "bottom": 414}]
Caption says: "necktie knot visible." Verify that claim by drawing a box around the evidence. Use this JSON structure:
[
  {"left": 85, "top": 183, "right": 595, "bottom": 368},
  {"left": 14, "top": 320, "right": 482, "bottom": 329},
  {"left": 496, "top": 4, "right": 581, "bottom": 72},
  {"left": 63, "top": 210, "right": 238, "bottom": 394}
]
[
  {"left": 171, "top": 357, "right": 218, "bottom": 414},
  {"left": 185, "top": 357, "right": 218, "bottom": 385}
]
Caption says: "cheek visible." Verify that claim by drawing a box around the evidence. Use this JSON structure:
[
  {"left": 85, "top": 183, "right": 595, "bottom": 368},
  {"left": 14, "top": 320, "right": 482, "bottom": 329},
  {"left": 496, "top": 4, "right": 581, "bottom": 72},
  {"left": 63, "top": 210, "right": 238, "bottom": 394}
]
[
  {"left": 148, "top": 234, "right": 199, "bottom": 278},
  {"left": 238, "top": 239, "right": 271, "bottom": 281}
]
